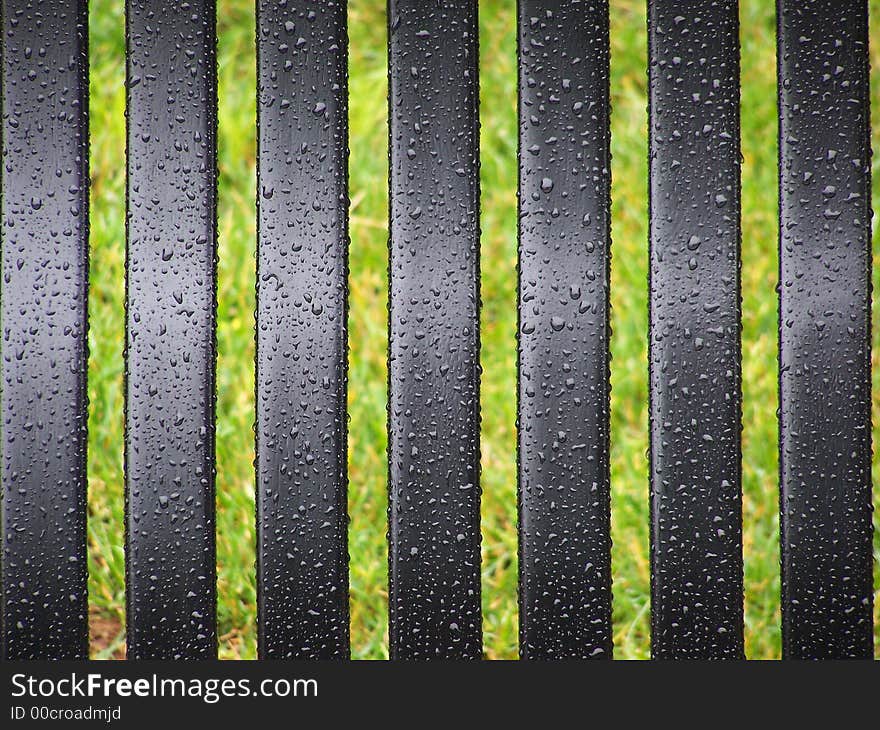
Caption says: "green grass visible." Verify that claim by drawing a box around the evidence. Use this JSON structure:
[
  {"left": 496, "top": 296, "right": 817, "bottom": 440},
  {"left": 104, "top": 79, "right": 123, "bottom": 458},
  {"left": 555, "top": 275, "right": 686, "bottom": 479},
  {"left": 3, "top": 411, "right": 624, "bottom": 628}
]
[{"left": 84, "top": 0, "right": 880, "bottom": 659}]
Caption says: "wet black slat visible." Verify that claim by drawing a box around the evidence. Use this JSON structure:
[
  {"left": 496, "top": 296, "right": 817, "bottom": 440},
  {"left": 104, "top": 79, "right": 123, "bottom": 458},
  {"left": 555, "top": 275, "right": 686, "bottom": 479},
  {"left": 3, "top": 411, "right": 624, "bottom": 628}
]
[
  {"left": 125, "top": 0, "right": 217, "bottom": 659},
  {"left": 517, "top": 0, "right": 612, "bottom": 659},
  {"left": 387, "top": 0, "right": 482, "bottom": 659},
  {"left": 777, "top": 0, "right": 873, "bottom": 659},
  {"left": 1, "top": 0, "right": 89, "bottom": 659},
  {"left": 648, "top": 0, "right": 744, "bottom": 659},
  {"left": 255, "top": 0, "right": 350, "bottom": 659}
]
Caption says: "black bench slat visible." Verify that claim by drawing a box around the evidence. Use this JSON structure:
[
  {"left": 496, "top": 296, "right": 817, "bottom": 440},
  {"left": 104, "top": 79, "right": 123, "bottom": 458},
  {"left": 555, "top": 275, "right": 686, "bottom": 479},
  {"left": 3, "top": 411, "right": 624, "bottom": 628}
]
[
  {"left": 255, "top": 0, "right": 350, "bottom": 659},
  {"left": 125, "top": 0, "right": 218, "bottom": 659},
  {"left": 648, "top": 0, "right": 744, "bottom": 658},
  {"left": 517, "top": 0, "right": 613, "bottom": 660},
  {"left": 1, "top": 0, "right": 90, "bottom": 659},
  {"left": 777, "top": 0, "right": 873, "bottom": 659},
  {"left": 387, "top": 0, "right": 482, "bottom": 659}
]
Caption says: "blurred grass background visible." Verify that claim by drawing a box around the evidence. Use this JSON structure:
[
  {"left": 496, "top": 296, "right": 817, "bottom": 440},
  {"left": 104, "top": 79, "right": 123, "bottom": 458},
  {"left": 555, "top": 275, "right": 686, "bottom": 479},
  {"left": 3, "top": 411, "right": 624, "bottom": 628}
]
[{"left": 84, "top": 0, "right": 880, "bottom": 659}]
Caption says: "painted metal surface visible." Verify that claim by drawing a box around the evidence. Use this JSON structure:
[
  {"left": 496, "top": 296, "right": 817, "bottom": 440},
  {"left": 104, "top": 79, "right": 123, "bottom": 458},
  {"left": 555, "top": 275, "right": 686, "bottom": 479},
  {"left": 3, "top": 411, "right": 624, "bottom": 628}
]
[
  {"left": 648, "top": 0, "right": 744, "bottom": 659},
  {"left": 125, "top": 0, "right": 218, "bottom": 659},
  {"left": 387, "top": 0, "right": 482, "bottom": 659},
  {"left": 777, "top": 0, "right": 873, "bottom": 659},
  {"left": 517, "top": 0, "right": 612, "bottom": 659},
  {"left": 1, "top": 0, "right": 90, "bottom": 659},
  {"left": 255, "top": 0, "right": 350, "bottom": 659}
]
